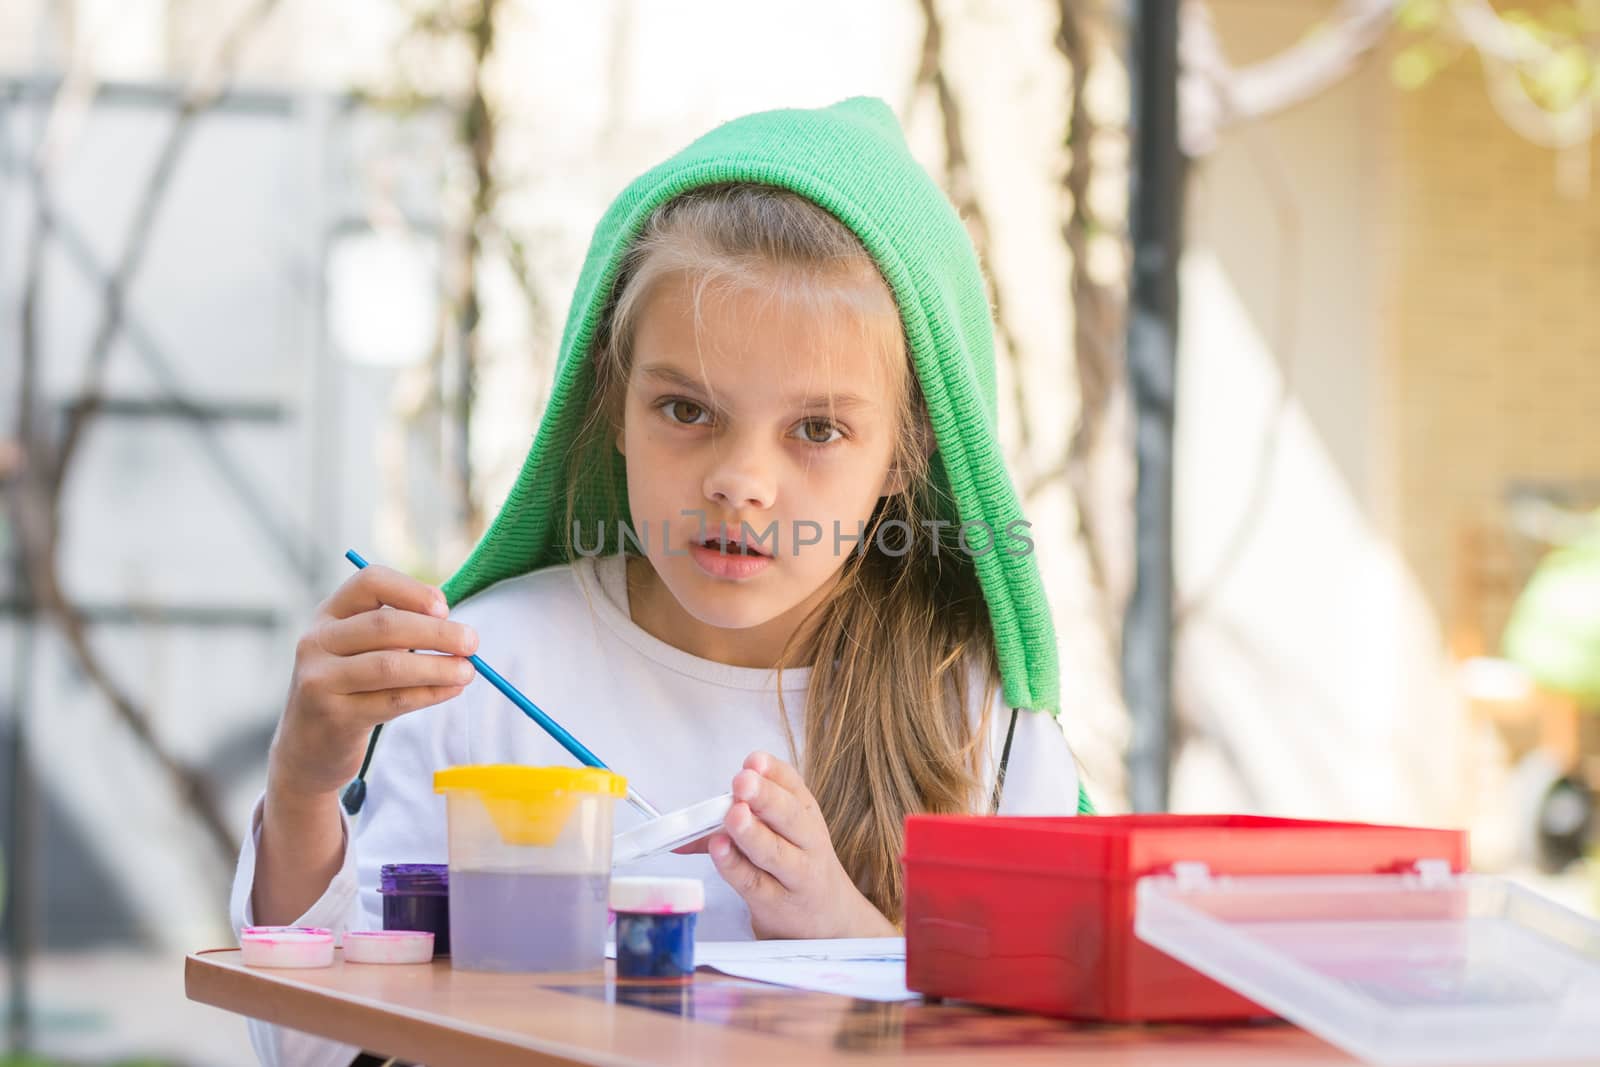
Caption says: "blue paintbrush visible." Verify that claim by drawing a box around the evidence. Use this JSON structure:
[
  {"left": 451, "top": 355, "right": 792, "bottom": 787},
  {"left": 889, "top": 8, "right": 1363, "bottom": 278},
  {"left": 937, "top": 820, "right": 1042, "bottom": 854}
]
[{"left": 345, "top": 549, "right": 662, "bottom": 820}]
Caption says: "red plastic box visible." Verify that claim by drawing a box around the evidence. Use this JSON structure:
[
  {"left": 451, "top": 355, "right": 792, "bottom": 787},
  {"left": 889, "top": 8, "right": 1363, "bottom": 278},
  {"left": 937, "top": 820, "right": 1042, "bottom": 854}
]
[{"left": 902, "top": 814, "right": 1468, "bottom": 1022}]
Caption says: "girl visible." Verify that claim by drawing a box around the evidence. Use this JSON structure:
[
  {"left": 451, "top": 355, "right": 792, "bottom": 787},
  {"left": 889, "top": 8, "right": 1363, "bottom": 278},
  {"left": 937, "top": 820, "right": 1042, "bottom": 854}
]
[{"left": 234, "top": 96, "right": 1090, "bottom": 1066}]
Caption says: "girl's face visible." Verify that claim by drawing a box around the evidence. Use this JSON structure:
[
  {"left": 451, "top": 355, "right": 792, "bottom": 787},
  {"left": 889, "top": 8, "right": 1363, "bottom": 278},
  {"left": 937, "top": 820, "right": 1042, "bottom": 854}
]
[{"left": 618, "top": 270, "right": 904, "bottom": 661}]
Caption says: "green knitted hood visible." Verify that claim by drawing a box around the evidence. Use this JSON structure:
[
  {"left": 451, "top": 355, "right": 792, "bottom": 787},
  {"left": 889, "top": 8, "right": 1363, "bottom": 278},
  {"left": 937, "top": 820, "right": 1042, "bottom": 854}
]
[{"left": 445, "top": 96, "right": 1064, "bottom": 729}]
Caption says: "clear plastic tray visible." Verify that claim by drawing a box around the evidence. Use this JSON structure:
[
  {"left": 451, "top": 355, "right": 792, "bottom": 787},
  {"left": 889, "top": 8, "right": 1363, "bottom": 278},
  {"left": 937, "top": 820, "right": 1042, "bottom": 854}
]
[
  {"left": 1135, "top": 860, "right": 1600, "bottom": 1065},
  {"left": 612, "top": 793, "right": 732, "bottom": 866}
]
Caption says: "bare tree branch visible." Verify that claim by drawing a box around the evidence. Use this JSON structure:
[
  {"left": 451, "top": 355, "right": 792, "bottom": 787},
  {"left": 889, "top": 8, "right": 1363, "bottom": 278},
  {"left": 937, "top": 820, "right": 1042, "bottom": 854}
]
[
  {"left": 9, "top": 496, "right": 237, "bottom": 862},
  {"left": 447, "top": 0, "right": 500, "bottom": 545},
  {"left": 1049, "top": 0, "right": 1128, "bottom": 601},
  {"left": 5, "top": 177, "right": 317, "bottom": 581},
  {"left": 914, "top": 0, "right": 1038, "bottom": 481},
  {"left": 1184, "top": 0, "right": 1599, "bottom": 157},
  {"left": 1446, "top": 0, "right": 1596, "bottom": 150},
  {"left": 6, "top": 0, "right": 287, "bottom": 870},
  {"left": 9, "top": 204, "right": 237, "bottom": 859},
  {"left": 1180, "top": 0, "right": 1400, "bottom": 157},
  {"left": 49, "top": 0, "right": 283, "bottom": 497}
]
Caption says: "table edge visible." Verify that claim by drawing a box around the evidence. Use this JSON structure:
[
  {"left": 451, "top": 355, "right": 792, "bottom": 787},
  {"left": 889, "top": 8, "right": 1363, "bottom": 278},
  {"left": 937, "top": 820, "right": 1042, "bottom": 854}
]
[{"left": 184, "top": 951, "right": 619, "bottom": 1067}]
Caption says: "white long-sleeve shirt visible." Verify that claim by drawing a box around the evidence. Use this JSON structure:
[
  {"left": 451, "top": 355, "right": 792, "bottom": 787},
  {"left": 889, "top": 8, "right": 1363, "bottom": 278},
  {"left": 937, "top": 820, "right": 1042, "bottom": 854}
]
[{"left": 229, "top": 552, "right": 1080, "bottom": 1066}]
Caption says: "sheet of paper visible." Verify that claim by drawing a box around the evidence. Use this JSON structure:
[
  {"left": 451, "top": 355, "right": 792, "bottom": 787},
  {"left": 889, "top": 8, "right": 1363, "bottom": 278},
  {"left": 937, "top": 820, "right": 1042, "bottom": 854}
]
[
  {"left": 688, "top": 937, "right": 901, "bottom": 964},
  {"left": 603, "top": 937, "right": 914, "bottom": 1001},
  {"left": 694, "top": 937, "right": 915, "bottom": 1002}
]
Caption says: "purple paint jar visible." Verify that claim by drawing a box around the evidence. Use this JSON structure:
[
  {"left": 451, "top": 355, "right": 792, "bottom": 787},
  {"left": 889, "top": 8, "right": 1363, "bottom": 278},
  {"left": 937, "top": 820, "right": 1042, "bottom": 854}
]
[{"left": 380, "top": 863, "right": 449, "bottom": 957}]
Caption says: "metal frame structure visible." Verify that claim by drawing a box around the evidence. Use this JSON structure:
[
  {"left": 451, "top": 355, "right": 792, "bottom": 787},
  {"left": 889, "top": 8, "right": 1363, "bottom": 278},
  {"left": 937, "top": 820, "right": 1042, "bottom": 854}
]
[{"left": 0, "top": 74, "right": 451, "bottom": 1052}]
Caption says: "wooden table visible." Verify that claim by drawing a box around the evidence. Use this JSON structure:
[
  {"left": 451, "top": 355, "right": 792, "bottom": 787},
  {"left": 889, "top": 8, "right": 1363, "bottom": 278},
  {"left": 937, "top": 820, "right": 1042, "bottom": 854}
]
[{"left": 184, "top": 949, "right": 1533, "bottom": 1067}]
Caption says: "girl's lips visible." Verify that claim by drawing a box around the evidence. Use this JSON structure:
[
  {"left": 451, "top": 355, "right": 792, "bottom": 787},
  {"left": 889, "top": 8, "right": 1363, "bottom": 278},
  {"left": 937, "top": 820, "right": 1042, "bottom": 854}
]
[
  {"left": 702, "top": 523, "right": 769, "bottom": 556},
  {"left": 698, "top": 538, "right": 769, "bottom": 557},
  {"left": 689, "top": 542, "right": 773, "bottom": 579}
]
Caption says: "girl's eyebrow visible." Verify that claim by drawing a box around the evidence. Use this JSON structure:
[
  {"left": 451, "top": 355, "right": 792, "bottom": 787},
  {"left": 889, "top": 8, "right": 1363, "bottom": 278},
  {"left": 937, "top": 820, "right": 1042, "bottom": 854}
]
[
  {"left": 636, "top": 362, "right": 874, "bottom": 411},
  {"left": 637, "top": 364, "right": 708, "bottom": 393}
]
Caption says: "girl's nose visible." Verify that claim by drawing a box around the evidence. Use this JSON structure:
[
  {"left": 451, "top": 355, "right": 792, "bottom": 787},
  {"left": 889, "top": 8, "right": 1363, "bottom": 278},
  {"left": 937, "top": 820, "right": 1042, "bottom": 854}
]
[{"left": 702, "top": 443, "right": 777, "bottom": 511}]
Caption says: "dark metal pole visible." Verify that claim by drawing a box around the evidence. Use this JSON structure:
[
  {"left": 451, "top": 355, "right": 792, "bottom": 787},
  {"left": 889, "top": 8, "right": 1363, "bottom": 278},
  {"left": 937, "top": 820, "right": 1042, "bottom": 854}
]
[
  {"left": 5, "top": 112, "right": 44, "bottom": 1052},
  {"left": 4, "top": 602, "right": 36, "bottom": 1054},
  {"left": 1122, "top": 0, "right": 1185, "bottom": 812}
]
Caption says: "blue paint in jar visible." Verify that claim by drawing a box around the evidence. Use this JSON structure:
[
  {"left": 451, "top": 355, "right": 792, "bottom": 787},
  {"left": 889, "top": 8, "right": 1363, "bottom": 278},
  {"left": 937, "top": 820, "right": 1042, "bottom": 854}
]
[
  {"left": 616, "top": 911, "right": 698, "bottom": 979},
  {"left": 610, "top": 876, "right": 704, "bottom": 981},
  {"left": 381, "top": 863, "right": 450, "bottom": 957}
]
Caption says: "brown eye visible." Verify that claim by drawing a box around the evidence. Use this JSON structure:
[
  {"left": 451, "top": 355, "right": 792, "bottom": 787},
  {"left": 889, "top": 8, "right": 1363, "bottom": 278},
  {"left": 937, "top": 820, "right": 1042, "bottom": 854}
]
[
  {"left": 797, "top": 418, "right": 842, "bottom": 445},
  {"left": 666, "top": 400, "right": 707, "bottom": 425}
]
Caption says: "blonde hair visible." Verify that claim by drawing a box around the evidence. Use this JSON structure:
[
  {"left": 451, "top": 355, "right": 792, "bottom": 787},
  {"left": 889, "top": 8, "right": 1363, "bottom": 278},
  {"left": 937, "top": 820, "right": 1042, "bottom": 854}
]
[{"left": 569, "top": 184, "right": 999, "bottom": 921}]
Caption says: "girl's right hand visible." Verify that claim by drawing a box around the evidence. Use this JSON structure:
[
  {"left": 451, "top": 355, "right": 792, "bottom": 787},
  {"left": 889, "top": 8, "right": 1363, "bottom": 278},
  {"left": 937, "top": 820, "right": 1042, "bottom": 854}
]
[{"left": 267, "top": 564, "right": 479, "bottom": 801}]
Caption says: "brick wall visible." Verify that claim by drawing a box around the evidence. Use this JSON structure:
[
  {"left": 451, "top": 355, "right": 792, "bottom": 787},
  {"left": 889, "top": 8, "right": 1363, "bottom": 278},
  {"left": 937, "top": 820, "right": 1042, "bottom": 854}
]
[{"left": 1384, "top": 50, "right": 1600, "bottom": 646}]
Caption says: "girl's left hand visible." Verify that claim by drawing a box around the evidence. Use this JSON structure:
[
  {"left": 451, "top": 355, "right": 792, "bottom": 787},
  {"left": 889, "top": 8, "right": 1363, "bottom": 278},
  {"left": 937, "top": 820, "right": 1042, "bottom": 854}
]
[{"left": 708, "top": 750, "right": 899, "bottom": 940}]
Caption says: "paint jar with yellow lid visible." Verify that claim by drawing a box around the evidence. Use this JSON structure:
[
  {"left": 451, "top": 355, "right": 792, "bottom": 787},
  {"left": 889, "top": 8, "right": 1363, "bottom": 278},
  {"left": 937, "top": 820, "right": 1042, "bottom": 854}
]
[{"left": 434, "top": 765, "right": 626, "bottom": 973}]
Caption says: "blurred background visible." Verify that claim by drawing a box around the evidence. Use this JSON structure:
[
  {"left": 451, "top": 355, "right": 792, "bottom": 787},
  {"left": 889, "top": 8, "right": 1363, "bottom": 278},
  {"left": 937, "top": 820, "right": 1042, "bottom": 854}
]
[{"left": 1, "top": 0, "right": 1598, "bottom": 1062}]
